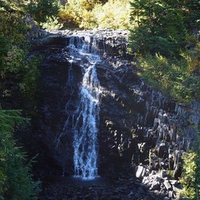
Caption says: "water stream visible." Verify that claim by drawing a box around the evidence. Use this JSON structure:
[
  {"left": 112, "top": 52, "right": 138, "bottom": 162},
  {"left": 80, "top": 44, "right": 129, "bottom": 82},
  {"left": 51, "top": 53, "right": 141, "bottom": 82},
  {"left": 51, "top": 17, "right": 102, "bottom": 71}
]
[{"left": 67, "top": 35, "right": 101, "bottom": 180}]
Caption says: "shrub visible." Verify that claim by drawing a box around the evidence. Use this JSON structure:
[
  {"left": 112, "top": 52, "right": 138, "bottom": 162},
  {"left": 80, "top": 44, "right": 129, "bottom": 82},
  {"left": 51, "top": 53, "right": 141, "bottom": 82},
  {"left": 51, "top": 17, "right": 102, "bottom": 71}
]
[
  {"left": 137, "top": 51, "right": 200, "bottom": 103},
  {"left": 58, "top": 0, "right": 130, "bottom": 29},
  {"left": 40, "top": 16, "right": 63, "bottom": 30},
  {"left": 0, "top": 8, "right": 27, "bottom": 45},
  {"left": 27, "top": 0, "right": 60, "bottom": 25},
  {"left": 1, "top": 45, "right": 41, "bottom": 108},
  {"left": 94, "top": 0, "right": 130, "bottom": 29},
  {"left": 179, "top": 151, "right": 197, "bottom": 199},
  {"left": 180, "top": 129, "right": 200, "bottom": 200}
]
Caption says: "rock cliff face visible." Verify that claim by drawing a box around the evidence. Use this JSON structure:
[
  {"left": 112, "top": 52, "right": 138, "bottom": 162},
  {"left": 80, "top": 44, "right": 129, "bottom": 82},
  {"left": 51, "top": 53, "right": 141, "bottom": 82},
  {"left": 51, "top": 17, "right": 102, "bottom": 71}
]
[{"left": 30, "top": 29, "right": 200, "bottom": 199}]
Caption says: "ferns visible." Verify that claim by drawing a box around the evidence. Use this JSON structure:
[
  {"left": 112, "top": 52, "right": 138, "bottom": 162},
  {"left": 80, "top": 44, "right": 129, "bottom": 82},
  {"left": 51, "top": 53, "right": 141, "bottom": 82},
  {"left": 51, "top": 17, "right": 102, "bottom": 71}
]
[{"left": 0, "top": 110, "right": 40, "bottom": 199}]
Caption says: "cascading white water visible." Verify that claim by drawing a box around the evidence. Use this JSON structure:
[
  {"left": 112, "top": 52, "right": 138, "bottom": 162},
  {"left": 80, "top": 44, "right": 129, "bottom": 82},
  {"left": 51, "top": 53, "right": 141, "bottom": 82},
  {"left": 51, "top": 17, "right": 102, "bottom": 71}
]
[
  {"left": 73, "top": 64, "right": 100, "bottom": 180},
  {"left": 68, "top": 34, "right": 101, "bottom": 180}
]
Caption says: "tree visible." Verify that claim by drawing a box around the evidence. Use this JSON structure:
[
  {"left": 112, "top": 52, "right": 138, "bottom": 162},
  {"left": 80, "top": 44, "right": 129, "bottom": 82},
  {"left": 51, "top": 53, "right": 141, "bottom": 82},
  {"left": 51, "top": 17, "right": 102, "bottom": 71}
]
[
  {"left": 58, "top": 0, "right": 130, "bottom": 29},
  {"left": 0, "top": 0, "right": 41, "bottom": 109},
  {"left": 27, "top": 0, "right": 59, "bottom": 25},
  {"left": 129, "top": 0, "right": 187, "bottom": 57}
]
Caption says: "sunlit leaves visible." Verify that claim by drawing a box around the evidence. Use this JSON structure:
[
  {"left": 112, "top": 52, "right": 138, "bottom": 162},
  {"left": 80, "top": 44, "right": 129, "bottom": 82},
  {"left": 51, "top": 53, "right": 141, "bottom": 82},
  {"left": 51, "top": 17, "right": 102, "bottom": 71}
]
[
  {"left": 180, "top": 150, "right": 199, "bottom": 199},
  {"left": 137, "top": 52, "right": 200, "bottom": 103},
  {"left": 58, "top": 0, "right": 130, "bottom": 29},
  {"left": 94, "top": 0, "right": 130, "bottom": 29}
]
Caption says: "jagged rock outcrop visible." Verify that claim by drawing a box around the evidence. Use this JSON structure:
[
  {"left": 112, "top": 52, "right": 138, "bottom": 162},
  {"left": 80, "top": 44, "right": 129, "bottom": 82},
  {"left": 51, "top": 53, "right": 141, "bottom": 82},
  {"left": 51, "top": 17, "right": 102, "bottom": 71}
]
[{"left": 29, "top": 29, "right": 200, "bottom": 199}]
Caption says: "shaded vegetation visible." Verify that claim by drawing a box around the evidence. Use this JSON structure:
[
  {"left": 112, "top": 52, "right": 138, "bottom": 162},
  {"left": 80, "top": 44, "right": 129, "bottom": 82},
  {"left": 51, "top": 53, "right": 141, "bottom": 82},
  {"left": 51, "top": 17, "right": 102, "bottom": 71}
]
[
  {"left": 0, "top": 0, "right": 44, "bottom": 199},
  {"left": 0, "top": 110, "right": 40, "bottom": 200},
  {"left": 26, "top": 0, "right": 60, "bottom": 26}
]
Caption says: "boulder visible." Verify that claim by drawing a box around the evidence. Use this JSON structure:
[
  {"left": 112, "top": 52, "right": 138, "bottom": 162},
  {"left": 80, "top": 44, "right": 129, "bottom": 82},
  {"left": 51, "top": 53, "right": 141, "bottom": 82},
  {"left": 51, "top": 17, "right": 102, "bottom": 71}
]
[{"left": 136, "top": 165, "right": 147, "bottom": 179}]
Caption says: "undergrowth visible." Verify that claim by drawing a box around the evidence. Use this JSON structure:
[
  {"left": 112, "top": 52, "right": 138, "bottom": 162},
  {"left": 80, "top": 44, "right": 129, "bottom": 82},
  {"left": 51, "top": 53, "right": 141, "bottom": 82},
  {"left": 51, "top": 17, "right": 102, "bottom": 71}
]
[{"left": 136, "top": 44, "right": 200, "bottom": 103}]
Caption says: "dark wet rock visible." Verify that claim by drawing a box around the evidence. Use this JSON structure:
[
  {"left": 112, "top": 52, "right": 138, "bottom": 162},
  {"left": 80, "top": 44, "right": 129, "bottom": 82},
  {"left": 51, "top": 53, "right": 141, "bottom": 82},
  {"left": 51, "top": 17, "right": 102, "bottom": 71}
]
[{"left": 155, "top": 142, "right": 168, "bottom": 158}]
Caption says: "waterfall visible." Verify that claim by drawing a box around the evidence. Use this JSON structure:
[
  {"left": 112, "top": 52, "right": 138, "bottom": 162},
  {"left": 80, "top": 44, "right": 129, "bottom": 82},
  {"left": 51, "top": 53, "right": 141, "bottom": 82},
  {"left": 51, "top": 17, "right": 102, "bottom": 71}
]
[{"left": 67, "top": 34, "right": 101, "bottom": 180}]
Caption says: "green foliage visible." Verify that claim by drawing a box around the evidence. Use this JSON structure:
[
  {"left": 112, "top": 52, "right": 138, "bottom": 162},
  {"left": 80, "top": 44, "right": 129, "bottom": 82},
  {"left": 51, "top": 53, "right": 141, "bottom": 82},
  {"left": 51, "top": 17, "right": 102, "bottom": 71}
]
[
  {"left": 58, "top": 0, "right": 101, "bottom": 28},
  {"left": 182, "top": 0, "right": 200, "bottom": 30},
  {"left": 180, "top": 151, "right": 197, "bottom": 199},
  {"left": 27, "top": 0, "right": 60, "bottom": 25},
  {"left": 40, "top": 16, "right": 63, "bottom": 30},
  {"left": 129, "top": 0, "right": 187, "bottom": 57},
  {"left": 4, "top": 45, "right": 26, "bottom": 74},
  {"left": 137, "top": 50, "right": 200, "bottom": 103},
  {"left": 94, "top": 0, "right": 130, "bottom": 30},
  {"left": 0, "top": 10, "right": 27, "bottom": 45},
  {"left": 58, "top": 0, "right": 130, "bottom": 29},
  {"left": 0, "top": 1, "right": 41, "bottom": 108},
  {"left": 0, "top": 2, "right": 42, "bottom": 199},
  {"left": 0, "top": 0, "right": 42, "bottom": 105},
  {"left": 129, "top": 0, "right": 200, "bottom": 57},
  {"left": 179, "top": 129, "right": 200, "bottom": 199},
  {"left": 0, "top": 2, "right": 41, "bottom": 196},
  {"left": 129, "top": 0, "right": 200, "bottom": 103},
  {"left": 0, "top": 110, "right": 40, "bottom": 199},
  {"left": 0, "top": 45, "right": 41, "bottom": 107}
]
